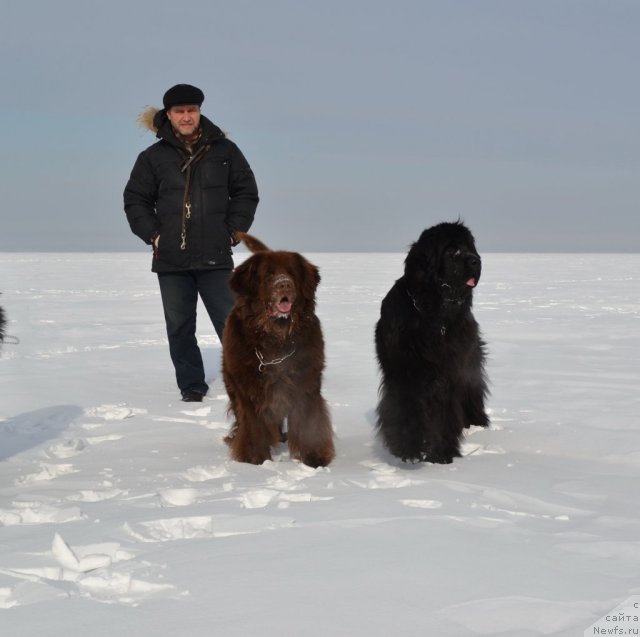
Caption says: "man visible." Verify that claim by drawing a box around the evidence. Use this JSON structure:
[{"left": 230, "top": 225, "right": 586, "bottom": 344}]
[{"left": 124, "top": 84, "right": 259, "bottom": 402}]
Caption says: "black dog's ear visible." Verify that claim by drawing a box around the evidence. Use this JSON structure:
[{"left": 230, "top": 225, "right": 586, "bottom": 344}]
[
  {"left": 404, "top": 231, "right": 440, "bottom": 286},
  {"left": 229, "top": 254, "right": 261, "bottom": 297}
]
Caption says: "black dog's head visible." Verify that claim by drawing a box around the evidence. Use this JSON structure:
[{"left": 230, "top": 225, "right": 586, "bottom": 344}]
[{"left": 405, "top": 221, "right": 481, "bottom": 304}]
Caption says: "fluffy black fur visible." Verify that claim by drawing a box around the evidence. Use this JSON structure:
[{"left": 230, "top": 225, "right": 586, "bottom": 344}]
[{"left": 375, "top": 221, "right": 489, "bottom": 464}]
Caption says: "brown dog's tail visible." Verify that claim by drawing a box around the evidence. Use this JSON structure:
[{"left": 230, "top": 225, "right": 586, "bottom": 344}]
[{"left": 236, "top": 232, "right": 270, "bottom": 253}]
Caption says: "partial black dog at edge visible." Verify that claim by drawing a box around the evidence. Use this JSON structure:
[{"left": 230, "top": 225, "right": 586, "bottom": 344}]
[
  {"left": 0, "top": 304, "right": 6, "bottom": 345},
  {"left": 375, "top": 221, "right": 489, "bottom": 464}
]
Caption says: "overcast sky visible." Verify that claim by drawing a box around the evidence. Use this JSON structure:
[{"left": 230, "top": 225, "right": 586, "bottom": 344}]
[{"left": 1, "top": 0, "right": 638, "bottom": 253}]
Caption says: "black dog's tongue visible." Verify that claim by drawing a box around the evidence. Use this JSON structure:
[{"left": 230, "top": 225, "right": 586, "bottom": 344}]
[{"left": 466, "top": 278, "right": 477, "bottom": 288}]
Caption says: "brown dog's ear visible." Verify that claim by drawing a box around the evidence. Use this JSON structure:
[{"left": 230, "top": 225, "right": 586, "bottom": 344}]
[
  {"left": 230, "top": 254, "right": 261, "bottom": 297},
  {"left": 295, "top": 254, "right": 320, "bottom": 305}
]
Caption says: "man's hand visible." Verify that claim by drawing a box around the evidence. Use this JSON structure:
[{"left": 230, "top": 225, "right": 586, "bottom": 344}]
[{"left": 152, "top": 233, "right": 160, "bottom": 258}]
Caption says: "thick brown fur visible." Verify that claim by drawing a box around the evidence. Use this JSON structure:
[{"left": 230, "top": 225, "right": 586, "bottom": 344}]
[{"left": 222, "top": 232, "right": 335, "bottom": 467}]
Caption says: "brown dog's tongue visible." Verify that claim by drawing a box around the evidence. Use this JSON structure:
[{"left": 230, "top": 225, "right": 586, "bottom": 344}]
[{"left": 276, "top": 301, "right": 292, "bottom": 313}]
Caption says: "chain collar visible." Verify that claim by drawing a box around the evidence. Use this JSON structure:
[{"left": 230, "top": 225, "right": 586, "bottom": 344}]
[
  {"left": 407, "top": 287, "right": 447, "bottom": 337},
  {"left": 255, "top": 346, "right": 296, "bottom": 372}
]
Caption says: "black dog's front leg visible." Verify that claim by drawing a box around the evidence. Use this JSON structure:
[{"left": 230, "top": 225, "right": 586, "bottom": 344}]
[{"left": 376, "top": 381, "right": 432, "bottom": 463}]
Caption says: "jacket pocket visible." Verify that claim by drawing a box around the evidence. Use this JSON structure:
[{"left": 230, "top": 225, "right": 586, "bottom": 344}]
[
  {"left": 201, "top": 158, "right": 229, "bottom": 188},
  {"left": 156, "top": 215, "right": 190, "bottom": 268}
]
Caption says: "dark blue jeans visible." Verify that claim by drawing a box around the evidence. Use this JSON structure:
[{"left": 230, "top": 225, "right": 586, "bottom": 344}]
[{"left": 157, "top": 269, "right": 234, "bottom": 393}]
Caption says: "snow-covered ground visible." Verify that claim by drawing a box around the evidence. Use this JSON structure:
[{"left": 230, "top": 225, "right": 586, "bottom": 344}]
[{"left": 0, "top": 251, "right": 638, "bottom": 636}]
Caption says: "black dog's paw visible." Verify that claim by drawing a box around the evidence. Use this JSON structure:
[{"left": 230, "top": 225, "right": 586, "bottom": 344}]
[
  {"left": 477, "top": 412, "right": 490, "bottom": 428},
  {"left": 422, "top": 444, "right": 461, "bottom": 465},
  {"left": 399, "top": 449, "right": 455, "bottom": 465},
  {"left": 465, "top": 412, "right": 490, "bottom": 429},
  {"left": 385, "top": 441, "right": 427, "bottom": 464},
  {"left": 400, "top": 453, "right": 427, "bottom": 464},
  {"left": 423, "top": 451, "right": 454, "bottom": 465}
]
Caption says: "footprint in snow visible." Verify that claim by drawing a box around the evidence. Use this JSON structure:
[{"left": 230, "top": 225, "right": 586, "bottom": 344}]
[
  {"left": 400, "top": 499, "right": 443, "bottom": 509},
  {"left": 180, "top": 406, "right": 211, "bottom": 417},
  {"left": 84, "top": 434, "right": 123, "bottom": 445},
  {"left": 182, "top": 465, "right": 231, "bottom": 482},
  {"left": 0, "top": 502, "right": 85, "bottom": 526},
  {"left": 15, "top": 462, "right": 78, "bottom": 486},
  {"left": 355, "top": 460, "right": 425, "bottom": 489},
  {"left": 46, "top": 434, "right": 122, "bottom": 459},
  {"left": 67, "top": 489, "right": 126, "bottom": 503},
  {"left": 84, "top": 405, "right": 147, "bottom": 421},
  {"left": 0, "top": 534, "right": 179, "bottom": 608},
  {"left": 158, "top": 488, "right": 198, "bottom": 507},
  {"left": 47, "top": 438, "right": 87, "bottom": 459},
  {"left": 123, "top": 514, "right": 295, "bottom": 543}
]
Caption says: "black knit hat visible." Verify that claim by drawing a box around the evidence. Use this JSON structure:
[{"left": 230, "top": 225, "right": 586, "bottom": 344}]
[{"left": 163, "top": 84, "right": 205, "bottom": 109}]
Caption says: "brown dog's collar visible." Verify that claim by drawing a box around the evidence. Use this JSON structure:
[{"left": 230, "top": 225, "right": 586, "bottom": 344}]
[{"left": 255, "top": 346, "right": 296, "bottom": 372}]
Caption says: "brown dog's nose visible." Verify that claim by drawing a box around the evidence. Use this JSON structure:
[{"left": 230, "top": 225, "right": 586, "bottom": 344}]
[{"left": 274, "top": 276, "right": 293, "bottom": 294}]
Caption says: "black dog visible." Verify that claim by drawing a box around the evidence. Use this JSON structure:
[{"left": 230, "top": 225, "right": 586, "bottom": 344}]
[
  {"left": 0, "top": 304, "right": 5, "bottom": 345},
  {"left": 375, "top": 221, "right": 489, "bottom": 463}
]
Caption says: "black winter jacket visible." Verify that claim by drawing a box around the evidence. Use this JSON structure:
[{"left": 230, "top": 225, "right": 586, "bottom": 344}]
[{"left": 123, "top": 112, "right": 258, "bottom": 272}]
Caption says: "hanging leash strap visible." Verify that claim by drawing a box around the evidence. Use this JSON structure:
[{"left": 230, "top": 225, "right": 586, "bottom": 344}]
[
  {"left": 255, "top": 346, "right": 296, "bottom": 372},
  {"left": 179, "top": 144, "right": 211, "bottom": 251}
]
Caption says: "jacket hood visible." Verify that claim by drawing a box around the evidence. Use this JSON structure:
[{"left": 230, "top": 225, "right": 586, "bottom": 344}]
[{"left": 136, "top": 106, "right": 226, "bottom": 144}]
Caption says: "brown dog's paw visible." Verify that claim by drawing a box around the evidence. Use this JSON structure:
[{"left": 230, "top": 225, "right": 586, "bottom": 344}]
[
  {"left": 231, "top": 446, "right": 272, "bottom": 466},
  {"left": 300, "top": 450, "right": 334, "bottom": 469}
]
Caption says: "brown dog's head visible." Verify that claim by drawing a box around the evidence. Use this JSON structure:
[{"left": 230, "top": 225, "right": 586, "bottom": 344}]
[{"left": 230, "top": 233, "right": 320, "bottom": 335}]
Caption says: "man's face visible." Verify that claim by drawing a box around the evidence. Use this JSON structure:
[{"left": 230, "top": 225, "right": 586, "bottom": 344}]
[{"left": 167, "top": 104, "right": 201, "bottom": 139}]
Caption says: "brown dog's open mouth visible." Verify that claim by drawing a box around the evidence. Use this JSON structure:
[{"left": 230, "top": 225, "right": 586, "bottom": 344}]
[
  {"left": 269, "top": 274, "right": 296, "bottom": 319},
  {"left": 271, "top": 297, "right": 293, "bottom": 318}
]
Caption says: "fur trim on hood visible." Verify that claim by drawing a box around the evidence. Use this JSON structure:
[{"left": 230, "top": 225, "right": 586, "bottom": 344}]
[
  {"left": 136, "top": 105, "right": 228, "bottom": 139},
  {"left": 137, "top": 106, "right": 162, "bottom": 133}
]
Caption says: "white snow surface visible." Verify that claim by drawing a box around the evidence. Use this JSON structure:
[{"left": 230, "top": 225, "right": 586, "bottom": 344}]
[{"left": 0, "top": 252, "right": 638, "bottom": 636}]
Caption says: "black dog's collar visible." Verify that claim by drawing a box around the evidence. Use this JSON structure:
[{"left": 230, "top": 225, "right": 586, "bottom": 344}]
[
  {"left": 407, "top": 286, "right": 458, "bottom": 337},
  {"left": 407, "top": 285, "right": 465, "bottom": 311}
]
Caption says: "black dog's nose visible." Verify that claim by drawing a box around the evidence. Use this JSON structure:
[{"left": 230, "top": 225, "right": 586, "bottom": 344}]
[{"left": 466, "top": 254, "right": 481, "bottom": 268}]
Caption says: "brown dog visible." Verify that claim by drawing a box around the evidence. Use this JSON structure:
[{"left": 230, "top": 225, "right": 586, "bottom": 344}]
[{"left": 222, "top": 233, "right": 335, "bottom": 467}]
